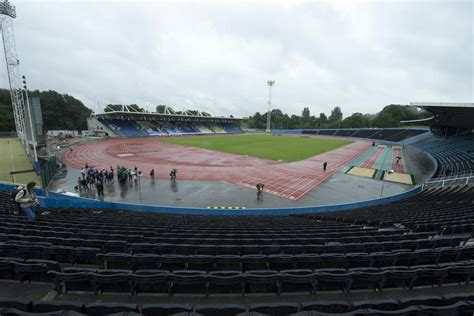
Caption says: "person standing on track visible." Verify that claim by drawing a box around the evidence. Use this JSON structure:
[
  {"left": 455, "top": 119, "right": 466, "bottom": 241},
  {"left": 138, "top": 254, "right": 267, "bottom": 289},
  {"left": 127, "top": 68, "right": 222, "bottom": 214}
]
[
  {"left": 150, "top": 169, "right": 155, "bottom": 178},
  {"left": 256, "top": 183, "right": 265, "bottom": 200},
  {"left": 170, "top": 168, "right": 177, "bottom": 181},
  {"left": 323, "top": 161, "right": 328, "bottom": 171},
  {"left": 96, "top": 180, "right": 104, "bottom": 199}
]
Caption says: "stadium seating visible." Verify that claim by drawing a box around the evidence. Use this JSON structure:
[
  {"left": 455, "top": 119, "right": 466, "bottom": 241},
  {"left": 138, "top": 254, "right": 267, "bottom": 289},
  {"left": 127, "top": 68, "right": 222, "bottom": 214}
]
[
  {"left": 301, "top": 128, "right": 427, "bottom": 141},
  {"left": 97, "top": 118, "right": 243, "bottom": 137},
  {"left": 414, "top": 134, "right": 474, "bottom": 178},
  {"left": 1, "top": 294, "right": 474, "bottom": 315}
]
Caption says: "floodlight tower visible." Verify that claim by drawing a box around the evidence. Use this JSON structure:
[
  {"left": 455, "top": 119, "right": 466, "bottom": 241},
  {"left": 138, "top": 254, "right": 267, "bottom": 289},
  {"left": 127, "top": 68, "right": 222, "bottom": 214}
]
[
  {"left": 265, "top": 80, "right": 275, "bottom": 133},
  {"left": 0, "top": 0, "right": 29, "bottom": 152}
]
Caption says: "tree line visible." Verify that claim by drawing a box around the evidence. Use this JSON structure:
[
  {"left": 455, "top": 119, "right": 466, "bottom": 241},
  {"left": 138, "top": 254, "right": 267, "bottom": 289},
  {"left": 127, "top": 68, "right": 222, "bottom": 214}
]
[
  {"left": 0, "top": 87, "right": 429, "bottom": 132},
  {"left": 245, "top": 104, "right": 429, "bottom": 130},
  {"left": 0, "top": 89, "right": 92, "bottom": 132}
]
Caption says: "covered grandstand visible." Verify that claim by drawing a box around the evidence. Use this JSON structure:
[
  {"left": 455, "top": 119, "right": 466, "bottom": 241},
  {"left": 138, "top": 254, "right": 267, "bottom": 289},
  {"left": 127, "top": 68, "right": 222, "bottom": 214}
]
[{"left": 87, "top": 111, "right": 243, "bottom": 138}]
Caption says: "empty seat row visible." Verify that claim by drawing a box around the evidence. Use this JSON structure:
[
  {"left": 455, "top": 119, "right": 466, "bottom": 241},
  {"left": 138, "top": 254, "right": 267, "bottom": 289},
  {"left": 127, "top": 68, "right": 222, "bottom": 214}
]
[
  {"left": 96, "top": 246, "right": 474, "bottom": 271},
  {"left": 1, "top": 293, "right": 473, "bottom": 315},
  {"left": 47, "top": 262, "right": 474, "bottom": 296}
]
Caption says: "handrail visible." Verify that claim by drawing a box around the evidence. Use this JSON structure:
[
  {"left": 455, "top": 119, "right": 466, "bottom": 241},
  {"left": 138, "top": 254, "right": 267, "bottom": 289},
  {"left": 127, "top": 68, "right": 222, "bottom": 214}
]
[{"left": 423, "top": 173, "right": 474, "bottom": 188}]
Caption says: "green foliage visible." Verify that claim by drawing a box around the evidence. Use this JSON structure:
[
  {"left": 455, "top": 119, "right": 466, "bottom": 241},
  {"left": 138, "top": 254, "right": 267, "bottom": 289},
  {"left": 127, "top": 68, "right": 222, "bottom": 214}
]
[
  {"left": 156, "top": 105, "right": 168, "bottom": 113},
  {"left": 246, "top": 104, "right": 427, "bottom": 129},
  {"left": 161, "top": 134, "right": 352, "bottom": 162},
  {"left": 0, "top": 88, "right": 92, "bottom": 132},
  {"left": 328, "top": 106, "right": 343, "bottom": 127},
  {"left": 341, "top": 112, "right": 373, "bottom": 128},
  {"left": 372, "top": 104, "right": 429, "bottom": 128}
]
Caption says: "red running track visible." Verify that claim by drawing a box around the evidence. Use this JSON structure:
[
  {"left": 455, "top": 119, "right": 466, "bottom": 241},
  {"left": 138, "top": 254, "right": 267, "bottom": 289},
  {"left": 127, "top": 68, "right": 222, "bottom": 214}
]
[
  {"left": 391, "top": 147, "right": 405, "bottom": 173},
  {"left": 62, "top": 137, "right": 371, "bottom": 201},
  {"left": 360, "top": 146, "right": 384, "bottom": 169}
]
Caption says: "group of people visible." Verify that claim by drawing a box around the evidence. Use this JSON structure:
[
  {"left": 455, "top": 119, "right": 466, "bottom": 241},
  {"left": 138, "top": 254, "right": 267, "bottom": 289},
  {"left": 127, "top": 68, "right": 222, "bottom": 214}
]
[
  {"left": 75, "top": 163, "right": 181, "bottom": 199},
  {"left": 116, "top": 165, "right": 141, "bottom": 185},
  {"left": 77, "top": 163, "right": 113, "bottom": 197}
]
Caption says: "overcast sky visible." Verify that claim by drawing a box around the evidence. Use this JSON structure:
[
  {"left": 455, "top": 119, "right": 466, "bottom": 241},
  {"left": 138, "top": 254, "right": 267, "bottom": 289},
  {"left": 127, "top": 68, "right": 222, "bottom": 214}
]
[{"left": 1, "top": 0, "right": 472, "bottom": 117}]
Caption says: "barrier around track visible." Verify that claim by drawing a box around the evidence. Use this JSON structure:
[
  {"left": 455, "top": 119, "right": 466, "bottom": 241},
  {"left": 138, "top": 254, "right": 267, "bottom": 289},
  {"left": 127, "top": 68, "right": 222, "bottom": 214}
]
[{"left": 0, "top": 181, "right": 421, "bottom": 216}]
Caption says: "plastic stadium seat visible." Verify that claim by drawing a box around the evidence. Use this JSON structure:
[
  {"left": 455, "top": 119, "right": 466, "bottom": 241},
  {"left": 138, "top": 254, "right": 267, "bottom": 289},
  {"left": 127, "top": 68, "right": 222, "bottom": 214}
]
[
  {"left": 249, "top": 302, "right": 299, "bottom": 316},
  {"left": 315, "top": 269, "right": 352, "bottom": 293},
  {"left": 104, "top": 240, "right": 127, "bottom": 253},
  {"left": 196, "top": 244, "right": 219, "bottom": 256},
  {"left": 416, "top": 265, "right": 450, "bottom": 287},
  {"left": 12, "top": 261, "right": 50, "bottom": 283},
  {"left": 365, "top": 305, "right": 419, "bottom": 315},
  {"left": 346, "top": 252, "right": 372, "bottom": 269},
  {"left": 371, "top": 252, "right": 397, "bottom": 268},
  {"left": 384, "top": 267, "right": 420, "bottom": 289},
  {"left": 301, "top": 300, "right": 352, "bottom": 313},
  {"left": 43, "top": 245, "right": 74, "bottom": 263},
  {"left": 214, "top": 255, "right": 242, "bottom": 271},
  {"left": 242, "top": 255, "right": 268, "bottom": 271},
  {"left": 129, "top": 270, "right": 169, "bottom": 295},
  {"left": 89, "top": 270, "right": 132, "bottom": 294},
  {"left": 32, "top": 301, "right": 84, "bottom": 313},
  {"left": 294, "top": 254, "right": 321, "bottom": 270},
  {"left": 280, "top": 269, "right": 317, "bottom": 294},
  {"left": 97, "top": 253, "right": 131, "bottom": 270},
  {"left": 0, "top": 298, "right": 32, "bottom": 312},
  {"left": 398, "top": 295, "right": 445, "bottom": 308},
  {"left": 72, "top": 247, "right": 100, "bottom": 265},
  {"left": 130, "top": 254, "right": 159, "bottom": 270},
  {"left": 141, "top": 303, "right": 192, "bottom": 316},
  {"left": 48, "top": 270, "right": 91, "bottom": 293},
  {"left": 195, "top": 304, "right": 246, "bottom": 316},
  {"left": 349, "top": 269, "right": 387, "bottom": 291},
  {"left": 352, "top": 299, "right": 400, "bottom": 311},
  {"left": 129, "top": 243, "right": 155, "bottom": 254},
  {"left": 206, "top": 270, "right": 244, "bottom": 296},
  {"left": 244, "top": 270, "right": 281, "bottom": 295},
  {"left": 84, "top": 303, "right": 139, "bottom": 316},
  {"left": 168, "top": 270, "right": 207, "bottom": 296},
  {"left": 159, "top": 254, "right": 187, "bottom": 271},
  {"left": 186, "top": 255, "right": 214, "bottom": 271}
]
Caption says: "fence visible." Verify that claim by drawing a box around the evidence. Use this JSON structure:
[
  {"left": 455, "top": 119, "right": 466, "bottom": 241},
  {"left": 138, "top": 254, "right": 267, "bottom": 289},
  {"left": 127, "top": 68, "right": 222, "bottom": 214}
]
[
  {"left": 0, "top": 132, "right": 17, "bottom": 138},
  {"left": 40, "top": 156, "right": 60, "bottom": 188}
]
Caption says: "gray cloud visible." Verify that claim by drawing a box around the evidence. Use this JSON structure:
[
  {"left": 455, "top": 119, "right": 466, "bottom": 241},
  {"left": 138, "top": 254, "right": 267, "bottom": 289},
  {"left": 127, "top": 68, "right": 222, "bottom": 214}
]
[{"left": 2, "top": 0, "right": 472, "bottom": 117}]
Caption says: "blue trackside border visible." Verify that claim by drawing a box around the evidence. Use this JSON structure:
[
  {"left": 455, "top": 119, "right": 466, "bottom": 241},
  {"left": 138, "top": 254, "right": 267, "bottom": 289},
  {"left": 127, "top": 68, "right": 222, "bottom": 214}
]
[{"left": 0, "top": 181, "right": 421, "bottom": 216}]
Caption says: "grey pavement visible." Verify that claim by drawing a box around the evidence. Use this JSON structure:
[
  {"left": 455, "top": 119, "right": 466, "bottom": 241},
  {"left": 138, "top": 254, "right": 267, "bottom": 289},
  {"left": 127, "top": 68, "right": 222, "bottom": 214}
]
[{"left": 49, "top": 167, "right": 413, "bottom": 209}]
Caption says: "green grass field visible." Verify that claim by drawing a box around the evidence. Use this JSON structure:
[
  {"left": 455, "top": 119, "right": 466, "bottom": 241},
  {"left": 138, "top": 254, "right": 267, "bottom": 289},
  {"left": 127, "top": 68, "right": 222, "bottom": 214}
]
[
  {"left": 0, "top": 138, "right": 38, "bottom": 184},
  {"left": 160, "top": 134, "right": 352, "bottom": 162}
]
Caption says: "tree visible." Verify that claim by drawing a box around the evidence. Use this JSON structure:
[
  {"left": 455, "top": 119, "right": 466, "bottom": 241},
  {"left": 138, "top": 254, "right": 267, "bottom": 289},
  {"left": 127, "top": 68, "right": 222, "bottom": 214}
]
[
  {"left": 328, "top": 106, "right": 343, "bottom": 127},
  {"left": 372, "top": 104, "right": 426, "bottom": 128},
  {"left": 301, "top": 107, "right": 312, "bottom": 129},
  {"left": 319, "top": 113, "right": 328, "bottom": 128},
  {"left": 156, "top": 105, "right": 167, "bottom": 113},
  {"left": 341, "top": 112, "right": 372, "bottom": 128}
]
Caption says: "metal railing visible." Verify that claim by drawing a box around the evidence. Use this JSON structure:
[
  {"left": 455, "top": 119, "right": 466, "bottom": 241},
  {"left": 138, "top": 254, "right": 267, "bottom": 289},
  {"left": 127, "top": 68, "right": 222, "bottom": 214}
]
[{"left": 423, "top": 172, "right": 474, "bottom": 188}]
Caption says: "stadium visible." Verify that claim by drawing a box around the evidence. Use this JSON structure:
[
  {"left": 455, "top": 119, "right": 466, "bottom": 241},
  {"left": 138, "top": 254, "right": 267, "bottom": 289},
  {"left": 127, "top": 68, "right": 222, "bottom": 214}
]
[{"left": 1, "top": 0, "right": 474, "bottom": 315}]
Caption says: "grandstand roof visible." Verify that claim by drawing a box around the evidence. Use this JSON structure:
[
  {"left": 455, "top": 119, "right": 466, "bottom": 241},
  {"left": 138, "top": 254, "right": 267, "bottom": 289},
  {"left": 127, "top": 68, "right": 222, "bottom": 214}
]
[
  {"left": 94, "top": 111, "right": 242, "bottom": 122},
  {"left": 409, "top": 102, "right": 474, "bottom": 129}
]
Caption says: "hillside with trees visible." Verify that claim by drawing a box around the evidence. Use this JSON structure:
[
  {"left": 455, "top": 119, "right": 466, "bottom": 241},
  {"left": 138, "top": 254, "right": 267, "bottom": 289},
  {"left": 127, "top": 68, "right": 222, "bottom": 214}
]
[{"left": 0, "top": 89, "right": 92, "bottom": 132}]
